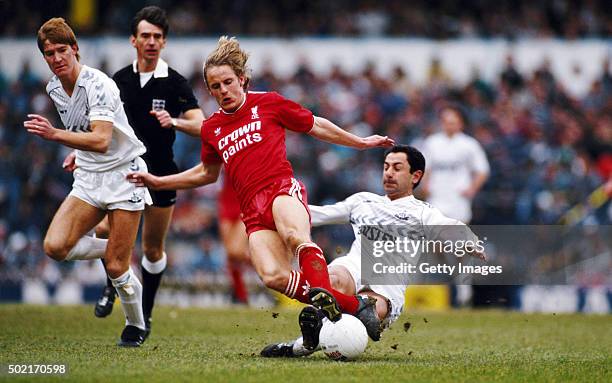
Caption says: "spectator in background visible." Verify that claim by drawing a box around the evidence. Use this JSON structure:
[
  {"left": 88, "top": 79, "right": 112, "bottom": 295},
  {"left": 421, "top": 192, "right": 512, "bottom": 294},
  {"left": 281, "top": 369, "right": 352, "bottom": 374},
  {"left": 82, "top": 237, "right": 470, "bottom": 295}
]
[
  {"left": 500, "top": 54, "right": 524, "bottom": 92},
  {"left": 420, "top": 106, "right": 490, "bottom": 223}
]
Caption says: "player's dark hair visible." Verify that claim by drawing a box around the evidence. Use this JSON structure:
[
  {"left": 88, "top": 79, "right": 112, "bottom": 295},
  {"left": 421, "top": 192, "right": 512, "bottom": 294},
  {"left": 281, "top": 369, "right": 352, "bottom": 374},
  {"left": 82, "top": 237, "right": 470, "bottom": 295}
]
[
  {"left": 37, "top": 18, "right": 80, "bottom": 61},
  {"left": 131, "top": 6, "right": 169, "bottom": 37},
  {"left": 384, "top": 145, "right": 426, "bottom": 189}
]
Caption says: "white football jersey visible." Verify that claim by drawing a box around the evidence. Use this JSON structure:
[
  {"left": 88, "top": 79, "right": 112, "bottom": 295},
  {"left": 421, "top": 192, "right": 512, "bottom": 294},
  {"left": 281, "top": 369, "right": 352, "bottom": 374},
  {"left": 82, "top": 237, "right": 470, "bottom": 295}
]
[
  {"left": 421, "top": 132, "right": 489, "bottom": 222},
  {"left": 311, "top": 192, "right": 468, "bottom": 260},
  {"left": 46, "top": 65, "right": 146, "bottom": 172}
]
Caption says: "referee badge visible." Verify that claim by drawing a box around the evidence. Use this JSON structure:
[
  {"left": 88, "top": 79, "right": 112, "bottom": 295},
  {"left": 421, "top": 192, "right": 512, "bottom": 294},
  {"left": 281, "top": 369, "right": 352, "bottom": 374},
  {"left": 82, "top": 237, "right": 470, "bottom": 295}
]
[{"left": 152, "top": 99, "right": 166, "bottom": 111}]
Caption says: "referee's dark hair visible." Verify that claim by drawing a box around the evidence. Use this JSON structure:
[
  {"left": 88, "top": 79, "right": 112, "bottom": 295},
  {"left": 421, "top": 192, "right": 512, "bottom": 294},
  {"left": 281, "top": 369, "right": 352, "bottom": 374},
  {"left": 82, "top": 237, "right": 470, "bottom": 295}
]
[
  {"left": 131, "top": 6, "right": 169, "bottom": 37},
  {"left": 384, "top": 145, "right": 426, "bottom": 189}
]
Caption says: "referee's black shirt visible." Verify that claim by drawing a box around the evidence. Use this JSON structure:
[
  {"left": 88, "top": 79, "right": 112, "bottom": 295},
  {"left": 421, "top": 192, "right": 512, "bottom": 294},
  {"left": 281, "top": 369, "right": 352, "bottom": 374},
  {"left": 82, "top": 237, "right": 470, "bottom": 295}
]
[{"left": 113, "top": 60, "right": 199, "bottom": 176}]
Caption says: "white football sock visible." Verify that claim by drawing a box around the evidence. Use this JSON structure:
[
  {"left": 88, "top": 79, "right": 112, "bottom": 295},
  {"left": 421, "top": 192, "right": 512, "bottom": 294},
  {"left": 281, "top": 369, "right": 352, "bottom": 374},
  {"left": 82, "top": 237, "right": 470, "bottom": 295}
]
[
  {"left": 142, "top": 252, "right": 167, "bottom": 274},
  {"left": 292, "top": 336, "right": 317, "bottom": 356},
  {"left": 110, "top": 268, "right": 145, "bottom": 330},
  {"left": 64, "top": 236, "right": 108, "bottom": 261}
]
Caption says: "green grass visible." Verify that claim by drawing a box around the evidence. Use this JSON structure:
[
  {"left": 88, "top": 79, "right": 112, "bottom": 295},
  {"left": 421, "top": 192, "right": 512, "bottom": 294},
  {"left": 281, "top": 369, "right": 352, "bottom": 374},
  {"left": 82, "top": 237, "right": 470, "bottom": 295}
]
[{"left": 0, "top": 305, "right": 610, "bottom": 382}]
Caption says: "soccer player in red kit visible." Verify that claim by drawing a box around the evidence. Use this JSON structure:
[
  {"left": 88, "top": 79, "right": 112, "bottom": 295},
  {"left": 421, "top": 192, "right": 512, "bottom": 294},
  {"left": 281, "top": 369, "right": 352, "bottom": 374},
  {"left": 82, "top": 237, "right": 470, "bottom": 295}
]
[
  {"left": 218, "top": 174, "right": 250, "bottom": 304},
  {"left": 129, "top": 36, "right": 394, "bottom": 342}
]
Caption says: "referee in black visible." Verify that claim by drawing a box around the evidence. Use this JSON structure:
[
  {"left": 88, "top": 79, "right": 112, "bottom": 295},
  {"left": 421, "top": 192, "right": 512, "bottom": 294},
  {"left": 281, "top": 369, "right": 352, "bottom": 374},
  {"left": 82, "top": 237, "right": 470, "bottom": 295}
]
[{"left": 91, "top": 6, "right": 204, "bottom": 340}]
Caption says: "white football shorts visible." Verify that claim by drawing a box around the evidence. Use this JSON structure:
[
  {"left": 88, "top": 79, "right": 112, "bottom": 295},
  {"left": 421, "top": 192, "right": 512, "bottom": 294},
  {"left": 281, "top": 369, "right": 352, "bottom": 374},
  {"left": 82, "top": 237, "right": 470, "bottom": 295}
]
[
  {"left": 69, "top": 157, "right": 152, "bottom": 211},
  {"left": 329, "top": 252, "right": 405, "bottom": 329}
]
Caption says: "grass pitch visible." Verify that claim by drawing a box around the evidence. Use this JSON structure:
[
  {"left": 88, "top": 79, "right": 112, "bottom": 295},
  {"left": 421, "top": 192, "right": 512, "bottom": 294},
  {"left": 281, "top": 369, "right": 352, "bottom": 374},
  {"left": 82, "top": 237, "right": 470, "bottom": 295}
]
[{"left": 0, "top": 304, "right": 610, "bottom": 382}]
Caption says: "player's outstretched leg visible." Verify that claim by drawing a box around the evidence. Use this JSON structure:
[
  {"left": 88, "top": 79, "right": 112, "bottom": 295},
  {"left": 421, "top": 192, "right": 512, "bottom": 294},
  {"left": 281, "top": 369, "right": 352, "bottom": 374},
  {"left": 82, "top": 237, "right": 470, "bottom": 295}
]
[
  {"left": 355, "top": 295, "right": 382, "bottom": 341},
  {"left": 94, "top": 260, "right": 116, "bottom": 318}
]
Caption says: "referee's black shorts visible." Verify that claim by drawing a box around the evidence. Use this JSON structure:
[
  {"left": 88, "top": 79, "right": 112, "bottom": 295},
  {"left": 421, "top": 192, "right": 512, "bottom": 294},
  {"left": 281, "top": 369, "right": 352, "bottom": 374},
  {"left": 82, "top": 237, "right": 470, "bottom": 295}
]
[{"left": 147, "top": 161, "right": 178, "bottom": 207}]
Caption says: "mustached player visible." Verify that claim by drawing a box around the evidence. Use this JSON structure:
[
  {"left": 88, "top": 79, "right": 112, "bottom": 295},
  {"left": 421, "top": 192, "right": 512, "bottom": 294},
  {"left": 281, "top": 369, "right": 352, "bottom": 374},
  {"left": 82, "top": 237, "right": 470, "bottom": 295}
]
[{"left": 261, "top": 145, "right": 486, "bottom": 357}]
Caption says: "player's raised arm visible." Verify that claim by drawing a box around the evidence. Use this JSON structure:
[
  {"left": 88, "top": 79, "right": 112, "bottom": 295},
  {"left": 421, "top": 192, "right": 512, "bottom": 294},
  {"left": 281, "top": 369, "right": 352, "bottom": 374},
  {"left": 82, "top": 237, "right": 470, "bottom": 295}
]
[
  {"left": 128, "top": 162, "right": 221, "bottom": 190},
  {"left": 309, "top": 202, "right": 351, "bottom": 226},
  {"left": 24, "top": 114, "right": 112, "bottom": 153},
  {"left": 308, "top": 116, "right": 394, "bottom": 149},
  {"left": 309, "top": 193, "right": 366, "bottom": 226}
]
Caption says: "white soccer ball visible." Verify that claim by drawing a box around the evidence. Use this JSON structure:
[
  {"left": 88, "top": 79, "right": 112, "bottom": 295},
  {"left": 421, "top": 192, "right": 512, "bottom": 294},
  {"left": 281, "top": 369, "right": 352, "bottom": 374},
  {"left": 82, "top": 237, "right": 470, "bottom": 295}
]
[{"left": 319, "top": 314, "right": 368, "bottom": 361}]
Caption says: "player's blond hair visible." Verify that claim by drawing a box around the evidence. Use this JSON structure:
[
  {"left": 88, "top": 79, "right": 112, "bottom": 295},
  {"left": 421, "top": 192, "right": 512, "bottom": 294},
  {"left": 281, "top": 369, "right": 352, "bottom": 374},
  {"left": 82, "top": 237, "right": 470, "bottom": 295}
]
[
  {"left": 203, "top": 36, "right": 250, "bottom": 91},
  {"left": 37, "top": 18, "right": 80, "bottom": 61}
]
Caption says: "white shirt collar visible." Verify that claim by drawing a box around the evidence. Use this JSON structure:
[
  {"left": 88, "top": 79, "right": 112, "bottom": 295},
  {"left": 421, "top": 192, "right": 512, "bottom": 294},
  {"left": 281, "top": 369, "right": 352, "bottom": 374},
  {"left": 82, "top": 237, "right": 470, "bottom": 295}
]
[
  {"left": 132, "top": 58, "right": 169, "bottom": 78},
  {"left": 385, "top": 194, "right": 415, "bottom": 203}
]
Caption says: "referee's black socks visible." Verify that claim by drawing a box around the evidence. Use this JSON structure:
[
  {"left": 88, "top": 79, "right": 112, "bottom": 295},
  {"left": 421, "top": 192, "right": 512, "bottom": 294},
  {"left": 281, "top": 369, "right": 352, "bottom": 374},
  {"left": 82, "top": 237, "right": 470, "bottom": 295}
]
[{"left": 141, "top": 253, "right": 168, "bottom": 321}]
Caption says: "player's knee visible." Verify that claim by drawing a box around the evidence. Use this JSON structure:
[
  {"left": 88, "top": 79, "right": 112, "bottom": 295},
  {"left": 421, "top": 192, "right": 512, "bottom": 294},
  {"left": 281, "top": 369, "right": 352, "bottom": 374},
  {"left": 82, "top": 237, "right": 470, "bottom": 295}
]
[
  {"left": 330, "top": 273, "right": 344, "bottom": 292},
  {"left": 261, "top": 270, "right": 289, "bottom": 292},
  {"left": 43, "top": 238, "right": 70, "bottom": 261},
  {"left": 94, "top": 224, "right": 110, "bottom": 239},
  {"left": 104, "top": 259, "right": 128, "bottom": 279},
  {"left": 329, "top": 267, "right": 354, "bottom": 295},
  {"left": 142, "top": 245, "right": 164, "bottom": 263},
  {"left": 225, "top": 241, "right": 248, "bottom": 261}
]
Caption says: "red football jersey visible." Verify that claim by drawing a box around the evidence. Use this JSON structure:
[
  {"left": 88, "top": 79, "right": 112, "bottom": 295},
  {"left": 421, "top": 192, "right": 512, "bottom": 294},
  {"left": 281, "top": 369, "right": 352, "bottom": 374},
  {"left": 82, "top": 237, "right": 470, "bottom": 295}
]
[{"left": 201, "top": 91, "right": 314, "bottom": 209}]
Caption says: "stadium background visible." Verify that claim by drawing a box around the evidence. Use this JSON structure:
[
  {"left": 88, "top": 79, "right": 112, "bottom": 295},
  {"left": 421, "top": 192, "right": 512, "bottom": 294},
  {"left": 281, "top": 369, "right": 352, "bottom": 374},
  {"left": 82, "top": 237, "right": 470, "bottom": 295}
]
[{"left": 0, "top": 0, "right": 610, "bottom": 313}]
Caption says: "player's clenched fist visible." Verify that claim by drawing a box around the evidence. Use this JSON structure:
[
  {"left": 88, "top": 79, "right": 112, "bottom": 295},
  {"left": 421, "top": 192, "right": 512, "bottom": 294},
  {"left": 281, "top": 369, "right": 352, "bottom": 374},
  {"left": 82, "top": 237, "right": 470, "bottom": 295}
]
[{"left": 62, "top": 150, "right": 77, "bottom": 172}]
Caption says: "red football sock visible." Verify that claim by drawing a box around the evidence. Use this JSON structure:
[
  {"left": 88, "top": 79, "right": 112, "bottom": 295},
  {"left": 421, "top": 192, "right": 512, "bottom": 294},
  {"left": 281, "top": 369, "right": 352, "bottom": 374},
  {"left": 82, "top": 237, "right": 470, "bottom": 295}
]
[
  {"left": 330, "top": 287, "right": 359, "bottom": 314},
  {"left": 296, "top": 243, "right": 360, "bottom": 314},
  {"left": 284, "top": 270, "right": 310, "bottom": 303},
  {"left": 296, "top": 243, "right": 332, "bottom": 291},
  {"left": 228, "top": 260, "right": 248, "bottom": 304}
]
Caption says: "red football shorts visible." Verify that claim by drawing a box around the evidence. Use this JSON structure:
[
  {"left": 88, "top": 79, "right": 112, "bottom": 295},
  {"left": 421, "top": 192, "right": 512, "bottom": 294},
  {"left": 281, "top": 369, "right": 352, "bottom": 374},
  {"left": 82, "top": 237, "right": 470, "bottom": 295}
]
[{"left": 242, "top": 177, "right": 310, "bottom": 236}]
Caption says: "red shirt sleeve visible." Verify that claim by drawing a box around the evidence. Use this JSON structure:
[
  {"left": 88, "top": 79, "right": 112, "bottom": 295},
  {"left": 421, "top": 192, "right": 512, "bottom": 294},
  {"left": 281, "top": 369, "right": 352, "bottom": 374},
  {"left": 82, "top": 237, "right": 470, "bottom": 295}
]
[
  {"left": 200, "top": 121, "right": 223, "bottom": 164},
  {"left": 271, "top": 92, "right": 314, "bottom": 133},
  {"left": 201, "top": 141, "right": 223, "bottom": 164}
]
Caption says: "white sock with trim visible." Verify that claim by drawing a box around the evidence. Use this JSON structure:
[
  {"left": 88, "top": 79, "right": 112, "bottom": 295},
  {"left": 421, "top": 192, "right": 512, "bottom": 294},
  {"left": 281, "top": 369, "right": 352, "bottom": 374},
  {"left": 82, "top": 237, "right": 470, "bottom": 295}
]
[
  {"left": 142, "top": 252, "right": 167, "bottom": 274},
  {"left": 110, "top": 268, "right": 145, "bottom": 330},
  {"left": 64, "top": 236, "right": 108, "bottom": 261}
]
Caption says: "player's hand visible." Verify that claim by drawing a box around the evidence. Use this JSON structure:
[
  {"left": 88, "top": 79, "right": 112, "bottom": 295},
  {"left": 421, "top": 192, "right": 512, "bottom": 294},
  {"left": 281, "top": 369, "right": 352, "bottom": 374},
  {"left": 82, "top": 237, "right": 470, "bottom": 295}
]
[
  {"left": 360, "top": 135, "right": 395, "bottom": 149},
  {"left": 23, "top": 114, "right": 59, "bottom": 141},
  {"left": 150, "top": 110, "right": 174, "bottom": 129},
  {"left": 461, "top": 187, "right": 477, "bottom": 199},
  {"left": 127, "top": 171, "right": 162, "bottom": 189},
  {"left": 471, "top": 250, "right": 487, "bottom": 261},
  {"left": 62, "top": 150, "right": 77, "bottom": 172}
]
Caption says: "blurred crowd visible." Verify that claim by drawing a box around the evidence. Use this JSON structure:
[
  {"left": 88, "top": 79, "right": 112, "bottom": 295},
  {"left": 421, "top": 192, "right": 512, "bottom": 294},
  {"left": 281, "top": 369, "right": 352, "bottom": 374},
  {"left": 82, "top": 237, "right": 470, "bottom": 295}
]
[
  {"left": 2, "top": 0, "right": 611, "bottom": 39},
  {"left": 0, "top": 50, "right": 611, "bottom": 285}
]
